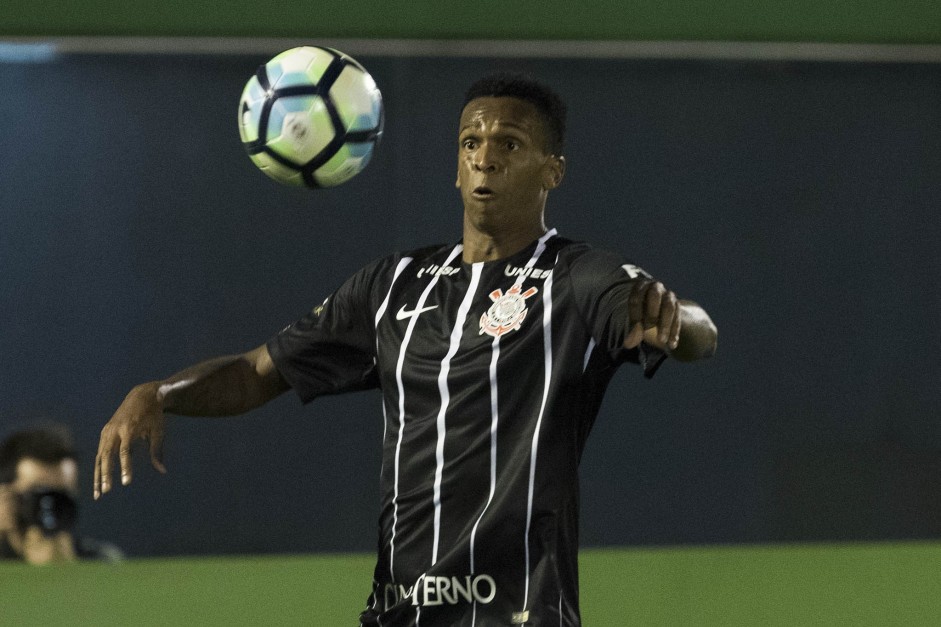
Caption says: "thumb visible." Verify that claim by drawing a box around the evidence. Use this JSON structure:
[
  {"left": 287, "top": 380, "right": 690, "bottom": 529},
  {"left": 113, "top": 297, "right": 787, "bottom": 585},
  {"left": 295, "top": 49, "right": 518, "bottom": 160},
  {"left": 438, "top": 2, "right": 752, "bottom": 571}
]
[{"left": 624, "top": 322, "right": 644, "bottom": 349}]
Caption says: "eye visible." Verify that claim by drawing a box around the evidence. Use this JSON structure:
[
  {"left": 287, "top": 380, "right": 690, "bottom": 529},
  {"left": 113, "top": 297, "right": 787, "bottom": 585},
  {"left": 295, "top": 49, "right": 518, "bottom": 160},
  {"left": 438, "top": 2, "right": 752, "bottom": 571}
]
[
  {"left": 461, "top": 138, "right": 477, "bottom": 150},
  {"left": 506, "top": 140, "right": 520, "bottom": 151}
]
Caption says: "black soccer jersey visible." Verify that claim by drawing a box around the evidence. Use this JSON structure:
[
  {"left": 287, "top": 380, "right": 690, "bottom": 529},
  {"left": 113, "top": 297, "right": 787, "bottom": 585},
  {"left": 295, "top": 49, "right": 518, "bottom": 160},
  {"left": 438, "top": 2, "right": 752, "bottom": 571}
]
[{"left": 268, "top": 229, "right": 665, "bottom": 626}]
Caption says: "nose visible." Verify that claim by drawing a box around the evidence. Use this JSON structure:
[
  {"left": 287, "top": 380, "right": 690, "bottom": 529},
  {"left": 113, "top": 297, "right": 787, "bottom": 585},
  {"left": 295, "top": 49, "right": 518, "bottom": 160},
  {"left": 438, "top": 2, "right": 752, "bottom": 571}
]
[{"left": 473, "top": 142, "right": 498, "bottom": 172}]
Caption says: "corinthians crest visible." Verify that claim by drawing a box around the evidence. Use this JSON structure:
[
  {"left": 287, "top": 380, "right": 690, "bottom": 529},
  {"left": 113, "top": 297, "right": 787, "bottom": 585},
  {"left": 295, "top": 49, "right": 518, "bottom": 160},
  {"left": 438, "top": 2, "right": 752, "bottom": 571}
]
[{"left": 479, "top": 283, "right": 539, "bottom": 337}]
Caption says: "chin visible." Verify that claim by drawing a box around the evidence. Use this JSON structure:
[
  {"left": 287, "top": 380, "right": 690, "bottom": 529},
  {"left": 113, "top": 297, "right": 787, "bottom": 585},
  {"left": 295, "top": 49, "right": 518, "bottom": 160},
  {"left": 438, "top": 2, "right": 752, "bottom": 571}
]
[{"left": 467, "top": 209, "right": 503, "bottom": 232}]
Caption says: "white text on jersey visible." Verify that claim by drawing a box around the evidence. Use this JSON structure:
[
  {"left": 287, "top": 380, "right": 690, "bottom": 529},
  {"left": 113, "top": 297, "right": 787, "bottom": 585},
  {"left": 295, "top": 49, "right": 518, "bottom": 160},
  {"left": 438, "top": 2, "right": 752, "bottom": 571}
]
[
  {"left": 383, "top": 574, "right": 497, "bottom": 609},
  {"left": 504, "top": 264, "right": 552, "bottom": 280},
  {"left": 417, "top": 264, "right": 460, "bottom": 279}
]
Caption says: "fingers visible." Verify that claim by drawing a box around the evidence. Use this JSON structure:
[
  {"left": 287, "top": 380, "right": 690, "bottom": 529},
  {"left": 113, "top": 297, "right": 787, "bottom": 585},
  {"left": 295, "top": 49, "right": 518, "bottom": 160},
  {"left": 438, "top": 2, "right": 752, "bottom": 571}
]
[
  {"left": 624, "top": 322, "right": 645, "bottom": 349},
  {"left": 93, "top": 425, "right": 141, "bottom": 499},
  {"left": 658, "top": 291, "right": 679, "bottom": 347},
  {"left": 96, "top": 430, "right": 136, "bottom": 497},
  {"left": 644, "top": 284, "right": 663, "bottom": 330},
  {"left": 627, "top": 280, "right": 681, "bottom": 351},
  {"left": 93, "top": 449, "right": 101, "bottom": 499},
  {"left": 119, "top": 442, "right": 133, "bottom": 487},
  {"left": 668, "top": 304, "right": 682, "bottom": 350},
  {"left": 93, "top": 452, "right": 101, "bottom": 500},
  {"left": 94, "top": 430, "right": 142, "bottom": 498},
  {"left": 94, "top": 385, "right": 167, "bottom": 500},
  {"left": 95, "top": 428, "right": 117, "bottom": 499},
  {"left": 150, "top": 429, "right": 167, "bottom": 475}
]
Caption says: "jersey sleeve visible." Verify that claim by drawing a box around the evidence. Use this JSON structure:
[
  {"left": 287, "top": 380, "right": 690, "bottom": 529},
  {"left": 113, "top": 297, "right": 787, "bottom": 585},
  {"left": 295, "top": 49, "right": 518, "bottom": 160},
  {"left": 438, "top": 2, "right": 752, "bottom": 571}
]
[
  {"left": 267, "top": 257, "right": 388, "bottom": 403},
  {"left": 565, "top": 246, "right": 667, "bottom": 378}
]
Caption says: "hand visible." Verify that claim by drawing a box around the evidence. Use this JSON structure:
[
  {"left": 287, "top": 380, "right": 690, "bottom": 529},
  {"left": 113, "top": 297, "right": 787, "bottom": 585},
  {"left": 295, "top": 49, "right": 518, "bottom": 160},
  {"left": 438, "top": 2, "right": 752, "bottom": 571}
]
[
  {"left": 624, "top": 280, "right": 681, "bottom": 351},
  {"left": 20, "top": 528, "right": 76, "bottom": 564},
  {"left": 94, "top": 383, "right": 167, "bottom": 499},
  {"left": 0, "top": 485, "right": 14, "bottom": 535}
]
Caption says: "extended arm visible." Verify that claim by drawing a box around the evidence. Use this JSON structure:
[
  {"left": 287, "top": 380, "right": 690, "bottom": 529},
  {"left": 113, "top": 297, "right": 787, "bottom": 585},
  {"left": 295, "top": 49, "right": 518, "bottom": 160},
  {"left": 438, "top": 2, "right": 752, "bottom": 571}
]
[
  {"left": 94, "top": 344, "right": 290, "bottom": 499},
  {"left": 623, "top": 281, "right": 717, "bottom": 362}
]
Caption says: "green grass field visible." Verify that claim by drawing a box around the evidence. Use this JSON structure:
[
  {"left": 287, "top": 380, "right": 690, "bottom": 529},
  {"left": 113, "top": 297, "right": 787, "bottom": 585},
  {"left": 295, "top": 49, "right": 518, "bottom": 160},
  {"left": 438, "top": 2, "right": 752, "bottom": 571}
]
[{"left": 3, "top": 541, "right": 940, "bottom": 625}]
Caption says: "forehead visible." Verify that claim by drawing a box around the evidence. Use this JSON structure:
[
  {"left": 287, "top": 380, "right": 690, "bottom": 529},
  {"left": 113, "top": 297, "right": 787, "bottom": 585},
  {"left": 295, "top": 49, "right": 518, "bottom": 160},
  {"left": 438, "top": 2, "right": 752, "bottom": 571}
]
[
  {"left": 459, "top": 96, "right": 546, "bottom": 137},
  {"left": 13, "top": 457, "right": 78, "bottom": 492}
]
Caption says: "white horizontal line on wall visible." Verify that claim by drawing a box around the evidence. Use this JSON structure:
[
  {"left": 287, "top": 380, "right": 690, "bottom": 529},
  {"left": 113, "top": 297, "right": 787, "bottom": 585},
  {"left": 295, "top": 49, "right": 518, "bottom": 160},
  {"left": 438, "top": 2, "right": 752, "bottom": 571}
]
[{"left": 2, "top": 37, "right": 941, "bottom": 63}]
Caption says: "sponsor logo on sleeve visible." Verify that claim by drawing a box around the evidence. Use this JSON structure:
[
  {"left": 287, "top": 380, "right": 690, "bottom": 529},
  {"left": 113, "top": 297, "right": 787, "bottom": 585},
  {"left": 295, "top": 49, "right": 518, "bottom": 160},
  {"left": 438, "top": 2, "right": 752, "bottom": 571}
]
[
  {"left": 621, "top": 264, "right": 652, "bottom": 280},
  {"left": 312, "top": 297, "right": 329, "bottom": 317}
]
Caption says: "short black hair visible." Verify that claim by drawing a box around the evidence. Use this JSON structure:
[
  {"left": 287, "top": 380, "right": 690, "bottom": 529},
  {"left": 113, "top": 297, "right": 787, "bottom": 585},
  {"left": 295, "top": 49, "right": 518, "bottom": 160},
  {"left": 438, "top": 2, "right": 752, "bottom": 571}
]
[
  {"left": 462, "top": 72, "right": 567, "bottom": 155},
  {"left": 0, "top": 425, "right": 76, "bottom": 484}
]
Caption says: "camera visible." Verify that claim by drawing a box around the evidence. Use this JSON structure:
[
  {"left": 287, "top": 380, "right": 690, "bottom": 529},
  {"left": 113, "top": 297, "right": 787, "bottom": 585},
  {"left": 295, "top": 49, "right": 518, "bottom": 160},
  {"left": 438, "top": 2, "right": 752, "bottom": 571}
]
[{"left": 16, "top": 489, "right": 77, "bottom": 536}]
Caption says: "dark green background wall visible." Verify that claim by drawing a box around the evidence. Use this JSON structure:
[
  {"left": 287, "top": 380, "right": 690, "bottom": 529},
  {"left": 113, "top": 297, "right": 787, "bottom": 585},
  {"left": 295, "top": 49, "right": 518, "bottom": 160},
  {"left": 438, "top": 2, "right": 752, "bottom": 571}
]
[
  {"left": 3, "top": 0, "right": 941, "bottom": 43},
  {"left": 2, "top": 0, "right": 940, "bottom": 564},
  {"left": 2, "top": 52, "right": 939, "bottom": 557}
]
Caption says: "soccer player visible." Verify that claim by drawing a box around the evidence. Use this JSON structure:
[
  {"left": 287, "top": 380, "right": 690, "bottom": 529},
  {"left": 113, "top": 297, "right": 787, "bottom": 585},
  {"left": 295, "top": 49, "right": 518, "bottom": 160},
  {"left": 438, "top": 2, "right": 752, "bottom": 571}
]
[{"left": 94, "top": 73, "right": 717, "bottom": 625}]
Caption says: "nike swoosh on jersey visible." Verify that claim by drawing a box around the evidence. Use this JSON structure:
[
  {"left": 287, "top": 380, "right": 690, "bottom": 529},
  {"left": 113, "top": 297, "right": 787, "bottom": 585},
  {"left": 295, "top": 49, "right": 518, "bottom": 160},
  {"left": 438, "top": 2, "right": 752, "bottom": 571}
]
[{"left": 396, "top": 304, "right": 439, "bottom": 320}]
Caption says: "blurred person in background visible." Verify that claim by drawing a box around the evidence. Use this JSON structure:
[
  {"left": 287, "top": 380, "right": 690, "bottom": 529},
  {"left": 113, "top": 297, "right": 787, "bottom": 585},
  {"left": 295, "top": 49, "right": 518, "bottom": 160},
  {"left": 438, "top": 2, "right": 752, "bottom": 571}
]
[{"left": 0, "top": 424, "right": 122, "bottom": 564}]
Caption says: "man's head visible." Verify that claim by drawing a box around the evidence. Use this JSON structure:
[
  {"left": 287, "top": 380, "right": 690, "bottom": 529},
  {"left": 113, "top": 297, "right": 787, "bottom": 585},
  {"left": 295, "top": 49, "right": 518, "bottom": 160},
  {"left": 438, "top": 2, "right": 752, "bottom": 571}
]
[
  {"left": 0, "top": 425, "right": 79, "bottom": 563},
  {"left": 462, "top": 73, "right": 567, "bottom": 156},
  {"left": 456, "top": 73, "right": 568, "bottom": 242}
]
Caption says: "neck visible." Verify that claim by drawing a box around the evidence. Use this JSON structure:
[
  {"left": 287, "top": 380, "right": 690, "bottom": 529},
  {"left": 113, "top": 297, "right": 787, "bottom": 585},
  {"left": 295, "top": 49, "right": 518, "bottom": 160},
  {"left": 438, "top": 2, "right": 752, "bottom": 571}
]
[{"left": 462, "top": 217, "right": 548, "bottom": 264}]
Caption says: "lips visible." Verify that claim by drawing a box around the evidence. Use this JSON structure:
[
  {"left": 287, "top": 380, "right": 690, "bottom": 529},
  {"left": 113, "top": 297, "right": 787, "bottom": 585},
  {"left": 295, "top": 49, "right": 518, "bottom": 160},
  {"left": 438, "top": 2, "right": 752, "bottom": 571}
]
[{"left": 472, "top": 186, "right": 495, "bottom": 199}]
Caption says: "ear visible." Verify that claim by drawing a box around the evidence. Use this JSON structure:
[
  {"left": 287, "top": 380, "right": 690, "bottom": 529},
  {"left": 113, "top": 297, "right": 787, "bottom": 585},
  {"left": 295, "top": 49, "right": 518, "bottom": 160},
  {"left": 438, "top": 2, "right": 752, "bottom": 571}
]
[{"left": 542, "top": 155, "right": 566, "bottom": 190}]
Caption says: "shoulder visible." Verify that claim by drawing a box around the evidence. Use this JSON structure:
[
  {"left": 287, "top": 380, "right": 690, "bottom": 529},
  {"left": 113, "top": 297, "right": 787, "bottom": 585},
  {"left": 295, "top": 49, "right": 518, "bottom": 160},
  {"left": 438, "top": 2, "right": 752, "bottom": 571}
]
[
  {"left": 334, "top": 243, "right": 453, "bottom": 310},
  {"left": 551, "top": 238, "right": 645, "bottom": 277},
  {"left": 355, "top": 244, "right": 451, "bottom": 279}
]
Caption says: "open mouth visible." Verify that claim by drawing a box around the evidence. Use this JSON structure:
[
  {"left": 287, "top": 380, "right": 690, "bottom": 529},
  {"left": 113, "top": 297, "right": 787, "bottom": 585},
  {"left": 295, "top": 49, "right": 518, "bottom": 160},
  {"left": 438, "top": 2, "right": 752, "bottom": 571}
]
[{"left": 471, "top": 186, "right": 495, "bottom": 199}]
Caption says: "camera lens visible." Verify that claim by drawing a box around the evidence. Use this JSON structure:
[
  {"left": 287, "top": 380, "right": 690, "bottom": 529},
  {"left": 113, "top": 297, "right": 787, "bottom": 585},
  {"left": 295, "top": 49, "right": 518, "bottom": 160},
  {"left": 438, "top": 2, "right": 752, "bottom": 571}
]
[
  {"left": 17, "top": 489, "right": 78, "bottom": 536},
  {"left": 39, "top": 494, "right": 59, "bottom": 531}
]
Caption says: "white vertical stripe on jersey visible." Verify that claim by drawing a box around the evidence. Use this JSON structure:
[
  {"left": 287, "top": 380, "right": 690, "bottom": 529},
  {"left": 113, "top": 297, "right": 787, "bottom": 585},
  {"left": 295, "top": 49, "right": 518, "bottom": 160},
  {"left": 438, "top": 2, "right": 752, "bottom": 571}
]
[
  {"left": 374, "top": 581, "right": 385, "bottom": 627},
  {"left": 391, "top": 245, "right": 462, "bottom": 581},
  {"left": 583, "top": 337, "right": 596, "bottom": 372},
  {"left": 522, "top": 251, "right": 558, "bottom": 612},
  {"left": 471, "top": 331, "right": 499, "bottom": 627},
  {"left": 362, "top": 581, "right": 384, "bottom": 627},
  {"left": 468, "top": 229, "right": 555, "bottom": 626},
  {"left": 431, "top": 262, "right": 482, "bottom": 564},
  {"left": 376, "top": 257, "right": 414, "bottom": 491},
  {"left": 469, "top": 330, "right": 500, "bottom": 571},
  {"left": 375, "top": 257, "right": 414, "bottom": 326}
]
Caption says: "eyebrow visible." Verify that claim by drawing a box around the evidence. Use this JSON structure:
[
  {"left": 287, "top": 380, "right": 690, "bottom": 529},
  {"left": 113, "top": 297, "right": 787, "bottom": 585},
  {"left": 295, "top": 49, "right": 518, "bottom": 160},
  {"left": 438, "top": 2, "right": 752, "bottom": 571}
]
[{"left": 459, "top": 121, "right": 531, "bottom": 134}]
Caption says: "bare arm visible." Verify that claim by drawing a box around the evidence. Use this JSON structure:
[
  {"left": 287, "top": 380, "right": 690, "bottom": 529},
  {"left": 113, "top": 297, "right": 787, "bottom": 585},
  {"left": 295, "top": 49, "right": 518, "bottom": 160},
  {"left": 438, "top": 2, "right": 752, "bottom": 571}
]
[
  {"left": 94, "top": 344, "right": 290, "bottom": 499},
  {"left": 623, "top": 281, "right": 718, "bottom": 362},
  {"left": 156, "top": 344, "right": 288, "bottom": 416}
]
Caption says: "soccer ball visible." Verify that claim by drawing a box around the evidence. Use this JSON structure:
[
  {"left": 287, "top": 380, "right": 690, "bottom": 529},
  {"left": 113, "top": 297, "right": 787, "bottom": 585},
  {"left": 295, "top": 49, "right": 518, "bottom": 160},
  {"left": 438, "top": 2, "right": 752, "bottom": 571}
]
[{"left": 238, "top": 46, "right": 384, "bottom": 188}]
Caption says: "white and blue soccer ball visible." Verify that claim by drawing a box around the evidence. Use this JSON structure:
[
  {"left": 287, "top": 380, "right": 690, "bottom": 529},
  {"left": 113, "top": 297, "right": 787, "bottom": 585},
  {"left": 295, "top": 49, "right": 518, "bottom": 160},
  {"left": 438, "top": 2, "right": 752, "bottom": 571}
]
[{"left": 238, "top": 46, "right": 384, "bottom": 188}]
